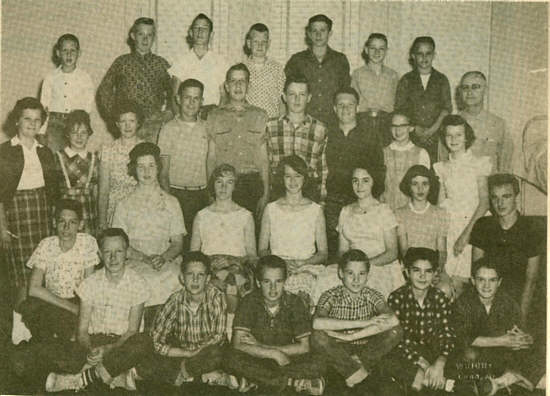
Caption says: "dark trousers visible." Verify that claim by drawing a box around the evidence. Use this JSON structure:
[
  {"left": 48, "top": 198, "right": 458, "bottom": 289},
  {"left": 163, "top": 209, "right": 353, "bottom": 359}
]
[
  {"left": 18, "top": 297, "right": 78, "bottom": 342},
  {"left": 224, "top": 349, "right": 324, "bottom": 393},
  {"left": 311, "top": 326, "right": 403, "bottom": 380},
  {"left": 170, "top": 187, "right": 209, "bottom": 251},
  {"left": 38, "top": 112, "right": 68, "bottom": 153},
  {"left": 136, "top": 344, "right": 225, "bottom": 384},
  {"left": 10, "top": 333, "right": 152, "bottom": 387},
  {"left": 461, "top": 346, "right": 545, "bottom": 386},
  {"left": 233, "top": 172, "right": 264, "bottom": 217},
  {"left": 325, "top": 192, "right": 355, "bottom": 261}
]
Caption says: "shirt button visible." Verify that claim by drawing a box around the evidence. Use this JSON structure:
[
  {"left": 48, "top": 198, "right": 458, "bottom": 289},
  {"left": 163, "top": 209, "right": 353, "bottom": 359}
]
[{"left": 318, "top": 79, "right": 322, "bottom": 83}]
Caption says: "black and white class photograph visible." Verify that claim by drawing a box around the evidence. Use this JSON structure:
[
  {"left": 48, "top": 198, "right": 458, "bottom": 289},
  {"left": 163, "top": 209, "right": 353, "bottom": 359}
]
[{"left": 0, "top": 1, "right": 547, "bottom": 395}]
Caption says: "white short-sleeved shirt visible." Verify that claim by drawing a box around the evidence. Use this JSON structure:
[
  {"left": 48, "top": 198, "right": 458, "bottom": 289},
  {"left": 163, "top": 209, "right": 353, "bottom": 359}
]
[
  {"left": 40, "top": 66, "right": 94, "bottom": 114},
  {"left": 27, "top": 233, "right": 99, "bottom": 298},
  {"left": 77, "top": 267, "right": 150, "bottom": 336},
  {"left": 171, "top": 49, "right": 230, "bottom": 106},
  {"left": 11, "top": 136, "right": 45, "bottom": 190}
]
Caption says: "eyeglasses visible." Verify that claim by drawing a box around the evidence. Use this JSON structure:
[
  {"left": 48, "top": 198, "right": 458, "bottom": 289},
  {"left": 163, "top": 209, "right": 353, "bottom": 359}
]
[{"left": 460, "top": 84, "right": 482, "bottom": 92}]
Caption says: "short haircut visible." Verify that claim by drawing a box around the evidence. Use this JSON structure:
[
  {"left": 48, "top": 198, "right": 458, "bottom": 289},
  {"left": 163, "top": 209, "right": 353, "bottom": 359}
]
[
  {"left": 404, "top": 247, "right": 438, "bottom": 271},
  {"left": 98, "top": 227, "right": 129, "bottom": 248},
  {"left": 333, "top": 86, "right": 360, "bottom": 105},
  {"left": 178, "top": 78, "right": 204, "bottom": 97},
  {"left": 351, "top": 161, "right": 385, "bottom": 199},
  {"left": 488, "top": 173, "right": 520, "bottom": 196},
  {"left": 208, "top": 163, "right": 237, "bottom": 197},
  {"left": 471, "top": 256, "right": 501, "bottom": 278},
  {"left": 276, "top": 155, "right": 311, "bottom": 195},
  {"left": 226, "top": 63, "right": 250, "bottom": 82},
  {"left": 130, "top": 17, "right": 155, "bottom": 36},
  {"left": 55, "top": 33, "right": 80, "bottom": 53},
  {"left": 284, "top": 73, "right": 310, "bottom": 93},
  {"left": 461, "top": 71, "right": 487, "bottom": 83},
  {"left": 8, "top": 97, "right": 47, "bottom": 137},
  {"left": 307, "top": 14, "right": 333, "bottom": 31},
  {"left": 255, "top": 255, "right": 287, "bottom": 281},
  {"left": 438, "top": 114, "right": 476, "bottom": 151},
  {"left": 55, "top": 198, "right": 83, "bottom": 220},
  {"left": 243, "top": 23, "right": 269, "bottom": 56},
  {"left": 361, "top": 33, "right": 388, "bottom": 64},
  {"left": 65, "top": 110, "right": 93, "bottom": 139},
  {"left": 181, "top": 251, "right": 211, "bottom": 275},
  {"left": 187, "top": 13, "right": 213, "bottom": 47},
  {"left": 128, "top": 142, "right": 162, "bottom": 181},
  {"left": 409, "top": 36, "right": 436, "bottom": 67},
  {"left": 339, "top": 249, "right": 370, "bottom": 272},
  {"left": 113, "top": 101, "right": 144, "bottom": 129},
  {"left": 399, "top": 164, "right": 439, "bottom": 200}
]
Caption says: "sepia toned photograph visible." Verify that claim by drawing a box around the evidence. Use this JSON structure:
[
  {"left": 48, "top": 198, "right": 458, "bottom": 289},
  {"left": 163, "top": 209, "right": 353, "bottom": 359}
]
[{"left": 0, "top": 1, "right": 547, "bottom": 395}]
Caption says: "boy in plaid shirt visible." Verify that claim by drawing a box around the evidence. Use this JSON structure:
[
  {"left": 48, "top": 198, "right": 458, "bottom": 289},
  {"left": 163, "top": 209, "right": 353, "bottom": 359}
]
[
  {"left": 312, "top": 249, "right": 402, "bottom": 392},
  {"left": 136, "top": 251, "right": 233, "bottom": 388}
]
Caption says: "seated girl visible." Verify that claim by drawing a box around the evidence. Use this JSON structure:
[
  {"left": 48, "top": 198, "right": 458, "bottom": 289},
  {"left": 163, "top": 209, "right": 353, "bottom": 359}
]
[
  {"left": 112, "top": 142, "right": 185, "bottom": 329},
  {"left": 20, "top": 199, "right": 99, "bottom": 342},
  {"left": 337, "top": 162, "right": 405, "bottom": 298},
  {"left": 258, "top": 155, "right": 327, "bottom": 306},
  {"left": 395, "top": 165, "right": 453, "bottom": 298},
  {"left": 191, "top": 164, "right": 257, "bottom": 312},
  {"left": 55, "top": 110, "right": 99, "bottom": 236}
]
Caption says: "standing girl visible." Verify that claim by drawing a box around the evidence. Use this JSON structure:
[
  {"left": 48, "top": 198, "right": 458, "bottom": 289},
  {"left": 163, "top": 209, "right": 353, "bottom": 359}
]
[
  {"left": 39, "top": 34, "right": 94, "bottom": 153},
  {"left": 0, "top": 98, "right": 58, "bottom": 307},
  {"left": 434, "top": 115, "right": 491, "bottom": 295},
  {"left": 55, "top": 110, "right": 99, "bottom": 235}
]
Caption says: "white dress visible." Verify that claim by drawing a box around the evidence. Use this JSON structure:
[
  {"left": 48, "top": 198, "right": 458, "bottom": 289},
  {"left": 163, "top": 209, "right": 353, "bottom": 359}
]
[{"left": 433, "top": 150, "right": 492, "bottom": 278}]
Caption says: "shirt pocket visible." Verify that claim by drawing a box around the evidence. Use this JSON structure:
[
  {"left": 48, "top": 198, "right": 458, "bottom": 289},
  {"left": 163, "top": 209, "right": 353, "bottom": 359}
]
[
  {"left": 244, "top": 128, "right": 263, "bottom": 148},
  {"left": 214, "top": 127, "right": 233, "bottom": 150}
]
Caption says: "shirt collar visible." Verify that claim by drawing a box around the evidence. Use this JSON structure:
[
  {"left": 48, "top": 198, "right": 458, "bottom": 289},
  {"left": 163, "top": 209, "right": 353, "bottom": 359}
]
[
  {"left": 307, "top": 46, "right": 336, "bottom": 63},
  {"left": 133, "top": 51, "right": 153, "bottom": 60},
  {"left": 449, "top": 148, "right": 473, "bottom": 164},
  {"left": 282, "top": 114, "right": 313, "bottom": 126},
  {"left": 64, "top": 146, "right": 88, "bottom": 159},
  {"left": 11, "top": 135, "right": 42, "bottom": 150},
  {"left": 182, "top": 287, "right": 207, "bottom": 309},
  {"left": 389, "top": 141, "right": 415, "bottom": 151}
]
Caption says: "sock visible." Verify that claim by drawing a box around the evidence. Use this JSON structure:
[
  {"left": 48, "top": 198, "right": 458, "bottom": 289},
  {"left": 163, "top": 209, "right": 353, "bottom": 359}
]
[
  {"left": 345, "top": 367, "right": 368, "bottom": 388},
  {"left": 81, "top": 367, "right": 100, "bottom": 387}
]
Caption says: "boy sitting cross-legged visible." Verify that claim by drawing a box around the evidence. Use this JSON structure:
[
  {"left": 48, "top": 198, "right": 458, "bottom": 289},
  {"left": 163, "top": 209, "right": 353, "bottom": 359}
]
[
  {"left": 311, "top": 249, "right": 403, "bottom": 394},
  {"left": 224, "top": 254, "right": 326, "bottom": 395},
  {"left": 136, "top": 251, "right": 235, "bottom": 389}
]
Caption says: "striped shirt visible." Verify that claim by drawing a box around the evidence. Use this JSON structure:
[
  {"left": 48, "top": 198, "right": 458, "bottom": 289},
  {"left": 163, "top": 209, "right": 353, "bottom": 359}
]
[
  {"left": 316, "top": 285, "right": 386, "bottom": 344},
  {"left": 151, "top": 284, "right": 227, "bottom": 355},
  {"left": 266, "top": 114, "right": 328, "bottom": 199}
]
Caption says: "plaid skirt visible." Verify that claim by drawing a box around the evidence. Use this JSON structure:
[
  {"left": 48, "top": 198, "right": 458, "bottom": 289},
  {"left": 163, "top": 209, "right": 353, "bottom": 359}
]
[
  {"left": 61, "top": 187, "right": 98, "bottom": 236},
  {"left": 4, "top": 188, "right": 52, "bottom": 291}
]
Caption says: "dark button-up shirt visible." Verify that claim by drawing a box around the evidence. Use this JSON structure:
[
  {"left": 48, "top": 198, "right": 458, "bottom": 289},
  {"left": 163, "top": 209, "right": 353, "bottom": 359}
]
[
  {"left": 394, "top": 68, "right": 452, "bottom": 129},
  {"left": 233, "top": 290, "right": 311, "bottom": 346},
  {"left": 206, "top": 102, "right": 268, "bottom": 173},
  {"left": 97, "top": 52, "right": 171, "bottom": 119},
  {"left": 454, "top": 287, "right": 520, "bottom": 351},
  {"left": 285, "top": 47, "right": 350, "bottom": 126},
  {"left": 470, "top": 214, "right": 545, "bottom": 302},
  {"left": 151, "top": 284, "right": 227, "bottom": 355},
  {"left": 388, "top": 285, "right": 455, "bottom": 363},
  {"left": 325, "top": 112, "right": 384, "bottom": 199}
]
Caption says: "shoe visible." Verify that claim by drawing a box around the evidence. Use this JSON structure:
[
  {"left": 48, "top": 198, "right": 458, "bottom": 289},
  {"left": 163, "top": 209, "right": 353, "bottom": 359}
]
[
  {"left": 238, "top": 377, "right": 257, "bottom": 393},
  {"left": 294, "top": 377, "right": 325, "bottom": 395},
  {"left": 202, "top": 370, "right": 239, "bottom": 389},
  {"left": 45, "top": 372, "right": 84, "bottom": 392}
]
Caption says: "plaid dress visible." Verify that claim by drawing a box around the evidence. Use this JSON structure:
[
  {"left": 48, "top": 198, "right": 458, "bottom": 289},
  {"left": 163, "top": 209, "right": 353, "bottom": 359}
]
[{"left": 56, "top": 150, "right": 99, "bottom": 236}]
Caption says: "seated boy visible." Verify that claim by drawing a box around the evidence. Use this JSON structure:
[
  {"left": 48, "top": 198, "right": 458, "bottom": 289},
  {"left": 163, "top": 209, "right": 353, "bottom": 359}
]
[
  {"left": 384, "top": 247, "right": 457, "bottom": 393},
  {"left": 19, "top": 199, "right": 99, "bottom": 342},
  {"left": 12, "top": 228, "right": 153, "bottom": 392},
  {"left": 225, "top": 255, "right": 325, "bottom": 395},
  {"left": 136, "top": 251, "right": 232, "bottom": 387},
  {"left": 455, "top": 257, "right": 545, "bottom": 395},
  {"left": 311, "top": 249, "right": 403, "bottom": 391}
]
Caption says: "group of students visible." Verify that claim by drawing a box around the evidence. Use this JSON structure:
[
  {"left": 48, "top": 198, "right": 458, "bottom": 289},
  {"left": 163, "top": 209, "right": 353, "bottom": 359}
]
[{"left": 0, "top": 10, "right": 545, "bottom": 396}]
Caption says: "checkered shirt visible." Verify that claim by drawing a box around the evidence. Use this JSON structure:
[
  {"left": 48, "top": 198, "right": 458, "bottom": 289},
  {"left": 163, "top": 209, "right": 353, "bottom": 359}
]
[
  {"left": 266, "top": 115, "right": 328, "bottom": 199},
  {"left": 158, "top": 117, "right": 208, "bottom": 188},
  {"left": 77, "top": 267, "right": 151, "bottom": 336}
]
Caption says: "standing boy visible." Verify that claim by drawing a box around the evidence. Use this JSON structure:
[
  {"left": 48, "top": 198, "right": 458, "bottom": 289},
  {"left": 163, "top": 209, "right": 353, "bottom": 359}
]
[
  {"left": 206, "top": 63, "right": 269, "bottom": 217},
  {"left": 311, "top": 249, "right": 402, "bottom": 393},
  {"left": 395, "top": 36, "right": 452, "bottom": 163},
  {"left": 454, "top": 257, "right": 545, "bottom": 395},
  {"left": 97, "top": 17, "right": 172, "bottom": 143},
  {"left": 158, "top": 79, "right": 210, "bottom": 250},
  {"left": 136, "top": 251, "right": 232, "bottom": 388},
  {"left": 266, "top": 74, "right": 328, "bottom": 201},
  {"left": 225, "top": 255, "right": 325, "bottom": 395},
  {"left": 285, "top": 14, "right": 350, "bottom": 126}
]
